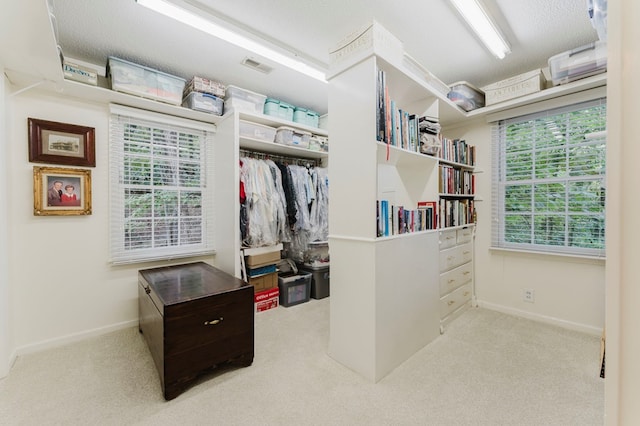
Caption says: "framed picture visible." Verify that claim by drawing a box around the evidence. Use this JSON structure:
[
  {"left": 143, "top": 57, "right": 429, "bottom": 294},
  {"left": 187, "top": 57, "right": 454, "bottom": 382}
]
[
  {"left": 33, "top": 166, "right": 92, "bottom": 216},
  {"left": 28, "top": 118, "right": 96, "bottom": 167}
]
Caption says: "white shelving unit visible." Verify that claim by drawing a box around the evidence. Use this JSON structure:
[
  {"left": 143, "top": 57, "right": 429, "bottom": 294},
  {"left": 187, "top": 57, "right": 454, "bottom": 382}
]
[{"left": 328, "top": 44, "right": 444, "bottom": 382}]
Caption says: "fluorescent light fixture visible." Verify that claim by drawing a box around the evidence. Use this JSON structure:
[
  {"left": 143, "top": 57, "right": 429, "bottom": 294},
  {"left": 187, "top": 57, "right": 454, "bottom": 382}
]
[
  {"left": 449, "top": 0, "right": 510, "bottom": 59},
  {"left": 136, "top": 0, "right": 327, "bottom": 82}
]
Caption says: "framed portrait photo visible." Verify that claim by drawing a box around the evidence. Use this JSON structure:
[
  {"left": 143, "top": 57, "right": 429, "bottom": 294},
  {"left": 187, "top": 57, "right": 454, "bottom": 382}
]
[
  {"left": 33, "top": 166, "right": 92, "bottom": 216},
  {"left": 28, "top": 118, "right": 96, "bottom": 167}
]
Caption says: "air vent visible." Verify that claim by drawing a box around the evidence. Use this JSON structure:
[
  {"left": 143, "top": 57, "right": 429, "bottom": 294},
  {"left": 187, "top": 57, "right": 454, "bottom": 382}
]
[{"left": 241, "top": 57, "right": 273, "bottom": 74}]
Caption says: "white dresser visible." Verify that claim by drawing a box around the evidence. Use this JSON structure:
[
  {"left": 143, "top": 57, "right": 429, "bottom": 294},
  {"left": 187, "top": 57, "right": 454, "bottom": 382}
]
[{"left": 439, "top": 225, "right": 474, "bottom": 332}]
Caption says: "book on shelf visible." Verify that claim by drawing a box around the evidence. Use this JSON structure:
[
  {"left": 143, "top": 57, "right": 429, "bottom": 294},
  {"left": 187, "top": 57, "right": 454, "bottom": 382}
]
[{"left": 377, "top": 199, "right": 437, "bottom": 236}]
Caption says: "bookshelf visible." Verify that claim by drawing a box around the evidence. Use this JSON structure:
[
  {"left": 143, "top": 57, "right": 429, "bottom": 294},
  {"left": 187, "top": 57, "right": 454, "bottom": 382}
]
[{"left": 328, "top": 33, "right": 445, "bottom": 382}]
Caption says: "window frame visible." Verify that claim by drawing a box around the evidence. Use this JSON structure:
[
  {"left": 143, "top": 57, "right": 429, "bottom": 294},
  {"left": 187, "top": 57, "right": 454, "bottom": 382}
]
[
  {"left": 491, "top": 97, "right": 607, "bottom": 258},
  {"left": 109, "top": 105, "right": 216, "bottom": 265}
]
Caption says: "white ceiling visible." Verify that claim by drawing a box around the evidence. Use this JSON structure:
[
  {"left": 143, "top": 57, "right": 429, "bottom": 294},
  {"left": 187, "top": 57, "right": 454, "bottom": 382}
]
[{"left": 7, "top": 0, "right": 601, "bottom": 117}]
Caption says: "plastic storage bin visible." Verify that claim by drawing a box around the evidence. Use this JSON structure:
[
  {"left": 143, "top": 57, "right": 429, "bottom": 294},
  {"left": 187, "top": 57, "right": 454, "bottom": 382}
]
[
  {"left": 548, "top": 41, "right": 607, "bottom": 86},
  {"left": 264, "top": 98, "right": 295, "bottom": 121},
  {"left": 293, "top": 107, "right": 320, "bottom": 128},
  {"left": 239, "top": 120, "right": 277, "bottom": 142},
  {"left": 308, "top": 135, "right": 328, "bottom": 151},
  {"left": 108, "top": 56, "right": 186, "bottom": 105},
  {"left": 297, "top": 263, "right": 330, "bottom": 299},
  {"left": 447, "top": 81, "right": 485, "bottom": 112},
  {"left": 275, "top": 126, "right": 311, "bottom": 148},
  {"left": 184, "top": 76, "right": 225, "bottom": 98},
  {"left": 182, "top": 91, "right": 224, "bottom": 115},
  {"left": 278, "top": 273, "right": 311, "bottom": 307},
  {"left": 224, "top": 85, "right": 267, "bottom": 114}
]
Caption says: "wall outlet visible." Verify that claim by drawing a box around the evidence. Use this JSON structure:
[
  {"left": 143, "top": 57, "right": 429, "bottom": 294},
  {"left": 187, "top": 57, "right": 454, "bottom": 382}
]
[{"left": 523, "top": 288, "right": 535, "bottom": 303}]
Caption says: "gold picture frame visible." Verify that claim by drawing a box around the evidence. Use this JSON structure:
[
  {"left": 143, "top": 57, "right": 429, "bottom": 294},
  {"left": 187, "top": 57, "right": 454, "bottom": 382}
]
[
  {"left": 33, "top": 166, "right": 92, "bottom": 216},
  {"left": 28, "top": 118, "right": 96, "bottom": 167}
]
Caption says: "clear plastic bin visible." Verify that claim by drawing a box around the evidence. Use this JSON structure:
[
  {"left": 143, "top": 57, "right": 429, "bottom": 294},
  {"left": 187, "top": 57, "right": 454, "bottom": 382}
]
[
  {"left": 275, "top": 126, "right": 311, "bottom": 148},
  {"left": 108, "top": 56, "right": 185, "bottom": 105},
  {"left": 239, "top": 120, "right": 277, "bottom": 142},
  {"left": 548, "top": 41, "right": 607, "bottom": 86},
  {"left": 447, "top": 81, "right": 485, "bottom": 112},
  {"left": 182, "top": 91, "right": 224, "bottom": 115},
  {"left": 278, "top": 273, "right": 311, "bottom": 307},
  {"left": 224, "top": 85, "right": 267, "bottom": 114}
]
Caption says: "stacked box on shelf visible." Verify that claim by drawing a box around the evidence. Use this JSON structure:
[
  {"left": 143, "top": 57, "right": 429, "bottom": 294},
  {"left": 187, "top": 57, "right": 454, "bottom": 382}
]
[
  {"left": 108, "top": 56, "right": 185, "bottom": 105},
  {"left": 275, "top": 126, "right": 311, "bottom": 148},
  {"left": 182, "top": 76, "right": 225, "bottom": 115},
  {"left": 225, "top": 85, "right": 267, "bottom": 114},
  {"left": 447, "top": 81, "right": 485, "bottom": 112},
  {"left": 264, "top": 98, "right": 295, "bottom": 121},
  {"left": 293, "top": 107, "right": 320, "bottom": 128}
]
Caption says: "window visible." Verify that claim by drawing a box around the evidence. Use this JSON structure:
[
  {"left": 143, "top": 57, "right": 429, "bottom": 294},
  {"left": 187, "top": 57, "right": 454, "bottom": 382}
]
[
  {"left": 491, "top": 98, "right": 606, "bottom": 257},
  {"left": 109, "top": 105, "right": 215, "bottom": 264}
]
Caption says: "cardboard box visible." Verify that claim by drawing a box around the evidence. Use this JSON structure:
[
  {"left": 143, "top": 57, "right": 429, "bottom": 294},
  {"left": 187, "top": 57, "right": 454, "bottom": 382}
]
[
  {"left": 254, "top": 287, "right": 279, "bottom": 313},
  {"left": 482, "top": 69, "right": 546, "bottom": 106},
  {"left": 246, "top": 250, "right": 281, "bottom": 267},
  {"left": 248, "top": 271, "right": 278, "bottom": 293}
]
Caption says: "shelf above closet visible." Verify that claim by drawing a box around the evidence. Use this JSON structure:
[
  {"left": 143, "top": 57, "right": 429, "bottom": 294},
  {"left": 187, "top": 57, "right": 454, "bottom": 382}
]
[{"left": 240, "top": 136, "right": 328, "bottom": 160}]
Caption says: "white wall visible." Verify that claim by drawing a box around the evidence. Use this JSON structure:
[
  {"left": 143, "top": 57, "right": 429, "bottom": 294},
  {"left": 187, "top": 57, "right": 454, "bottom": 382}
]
[
  {"left": 6, "top": 88, "right": 213, "bottom": 356},
  {"left": 445, "top": 118, "right": 605, "bottom": 335},
  {"left": 0, "top": 66, "right": 11, "bottom": 378},
  {"left": 605, "top": 0, "right": 640, "bottom": 423}
]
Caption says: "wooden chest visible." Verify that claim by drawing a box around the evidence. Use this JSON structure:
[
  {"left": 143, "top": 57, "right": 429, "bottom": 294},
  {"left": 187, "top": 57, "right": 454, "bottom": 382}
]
[{"left": 138, "top": 262, "right": 254, "bottom": 400}]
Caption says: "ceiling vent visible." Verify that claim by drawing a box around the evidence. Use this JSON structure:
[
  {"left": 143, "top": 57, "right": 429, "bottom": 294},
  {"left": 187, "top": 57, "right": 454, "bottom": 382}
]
[{"left": 242, "top": 57, "right": 273, "bottom": 74}]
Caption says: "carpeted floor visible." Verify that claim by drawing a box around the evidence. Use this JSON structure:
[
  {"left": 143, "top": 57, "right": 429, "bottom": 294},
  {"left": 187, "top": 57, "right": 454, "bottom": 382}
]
[{"left": 0, "top": 299, "right": 604, "bottom": 425}]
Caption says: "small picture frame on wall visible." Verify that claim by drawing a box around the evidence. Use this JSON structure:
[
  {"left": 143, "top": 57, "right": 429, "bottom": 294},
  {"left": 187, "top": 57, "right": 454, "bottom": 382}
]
[
  {"left": 33, "top": 166, "right": 92, "bottom": 216},
  {"left": 28, "top": 117, "right": 96, "bottom": 167}
]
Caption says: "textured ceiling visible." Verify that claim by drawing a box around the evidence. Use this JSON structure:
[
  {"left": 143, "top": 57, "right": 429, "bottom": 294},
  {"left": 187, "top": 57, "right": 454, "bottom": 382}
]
[{"left": 45, "top": 0, "right": 601, "bottom": 115}]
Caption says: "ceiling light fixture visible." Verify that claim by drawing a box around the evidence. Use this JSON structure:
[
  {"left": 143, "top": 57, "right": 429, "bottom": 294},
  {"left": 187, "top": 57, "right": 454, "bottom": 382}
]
[
  {"left": 136, "top": 0, "right": 327, "bottom": 82},
  {"left": 449, "top": 0, "right": 511, "bottom": 59}
]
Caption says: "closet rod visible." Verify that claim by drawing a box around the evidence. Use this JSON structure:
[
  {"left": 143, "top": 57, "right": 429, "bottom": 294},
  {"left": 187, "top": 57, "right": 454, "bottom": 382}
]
[{"left": 239, "top": 148, "right": 320, "bottom": 167}]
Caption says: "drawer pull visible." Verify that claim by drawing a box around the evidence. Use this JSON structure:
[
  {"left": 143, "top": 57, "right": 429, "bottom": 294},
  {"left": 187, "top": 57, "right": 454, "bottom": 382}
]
[
  {"left": 448, "top": 300, "right": 456, "bottom": 306},
  {"left": 448, "top": 279, "right": 455, "bottom": 283},
  {"left": 447, "top": 256, "right": 454, "bottom": 261},
  {"left": 463, "top": 271, "right": 471, "bottom": 275},
  {"left": 463, "top": 251, "right": 470, "bottom": 255},
  {"left": 204, "top": 317, "right": 224, "bottom": 326},
  {"left": 463, "top": 291, "right": 470, "bottom": 297},
  {"left": 447, "top": 236, "right": 454, "bottom": 240}
]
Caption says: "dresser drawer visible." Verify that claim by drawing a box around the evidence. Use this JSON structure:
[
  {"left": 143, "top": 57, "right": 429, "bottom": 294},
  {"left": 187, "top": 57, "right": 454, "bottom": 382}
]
[
  {"left": 439, "top": 262, "right": 473, "bottom": 296},
  {"left": 439, "top": 243, "right": 473, "bottom": 272},
  {"left": 439, "top": 229, "right": 457, "bottom": 250},
  {"left": 440, "top": 283, "right": 472, "bottom": 318},
  {"left": 456, "top": 227, "right": 473, "bottom": 244}
]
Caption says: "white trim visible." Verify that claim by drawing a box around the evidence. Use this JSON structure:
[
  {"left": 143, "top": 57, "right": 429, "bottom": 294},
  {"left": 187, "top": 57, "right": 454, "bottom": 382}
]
[
  {"left": 477, "top": 300, "right": 603, "bottom": 336},
  {"left": 486, "top": 86, "right": 607, "bottom": 122},
  {"left": 109, "top": 103, "right": 217, "bottom": 133},
  {"left": 13, "top": 319, "right": 138, "bottom": 358}
]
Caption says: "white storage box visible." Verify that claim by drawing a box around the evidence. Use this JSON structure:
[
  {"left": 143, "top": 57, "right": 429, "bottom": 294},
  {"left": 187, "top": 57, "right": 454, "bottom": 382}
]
[
  {"left": 482, "top": 69, "right": 546, "bottom": 106},
  {"left": 275, "top": 126, "right": 311, "bottom": 148},
  {"left": 224, "top": 85, "right": 267, "bottom": 114},
  {"left": 184, "top": 76, "right": 225, "bottom": 98},
  {"left": 62, "top": 60, "right": 98, "bottom": 86},
  {"left": 239, "top": 120, "right": 276, "bottom": 142},
  {"left": 308, "top": 135, "right": 328, "bottom": 152},
  {"left": 182, "top": 91, "right": 224, "bottom": 115},
  {"left": 108, "top": 56, "right": 186, "bottom": 105},
  {"left": 447, "top": 81, "right": 485, "bottom": 112},
  {"left": 548, "top": 41, "right": 607, "bottom": 86}
]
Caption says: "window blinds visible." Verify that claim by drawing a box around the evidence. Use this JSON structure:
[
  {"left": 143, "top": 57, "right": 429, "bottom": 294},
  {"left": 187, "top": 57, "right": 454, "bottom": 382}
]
[
  {"left": 109, "top": 105, "right": 216, "bottom": 264},
  {"left": 491, "top": 98, "right": 606, "bottom": 257}
]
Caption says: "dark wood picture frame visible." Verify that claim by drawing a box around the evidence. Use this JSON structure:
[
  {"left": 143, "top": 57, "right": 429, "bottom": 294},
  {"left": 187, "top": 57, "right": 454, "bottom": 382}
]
[
  {"left": 33, "top": 166, "right": 92, "bottom": 216},
  {"left": 28, "top": 118, "right": 96, "bottom": 167}
]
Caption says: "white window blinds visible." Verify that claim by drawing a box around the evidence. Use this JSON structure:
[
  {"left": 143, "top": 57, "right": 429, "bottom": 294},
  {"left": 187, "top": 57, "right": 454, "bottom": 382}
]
[
  {"left": 491, "top": 98, "right": 606, "bottom": 257},
  {"left": 109, "top": 105, "right": 215, "bottom": 264}
]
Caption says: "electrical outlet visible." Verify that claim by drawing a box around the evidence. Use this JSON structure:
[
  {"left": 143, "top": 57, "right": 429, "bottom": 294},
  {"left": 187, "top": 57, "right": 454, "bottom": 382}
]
[{"left": 523, "top": 288, "right": 535, "bottom": 303}]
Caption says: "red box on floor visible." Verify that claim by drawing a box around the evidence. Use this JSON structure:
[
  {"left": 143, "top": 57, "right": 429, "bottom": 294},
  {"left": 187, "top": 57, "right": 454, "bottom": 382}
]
[{"left": 254, "top": 287, "right": 279, "bottom": 312}]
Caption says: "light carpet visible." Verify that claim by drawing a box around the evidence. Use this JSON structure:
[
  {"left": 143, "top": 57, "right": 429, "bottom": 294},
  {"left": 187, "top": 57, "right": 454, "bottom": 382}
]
[{"left": 0, "top": 299, "right": 604, "bottom": 425}]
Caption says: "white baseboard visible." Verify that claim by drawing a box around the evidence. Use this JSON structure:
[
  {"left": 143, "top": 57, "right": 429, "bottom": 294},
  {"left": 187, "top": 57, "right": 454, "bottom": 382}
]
[
  {"left": 477, "top": 300, "right": 603, "bottom": 336},
  {"left": 14, "top": 319, "right": 139, "bottom": 358}
]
